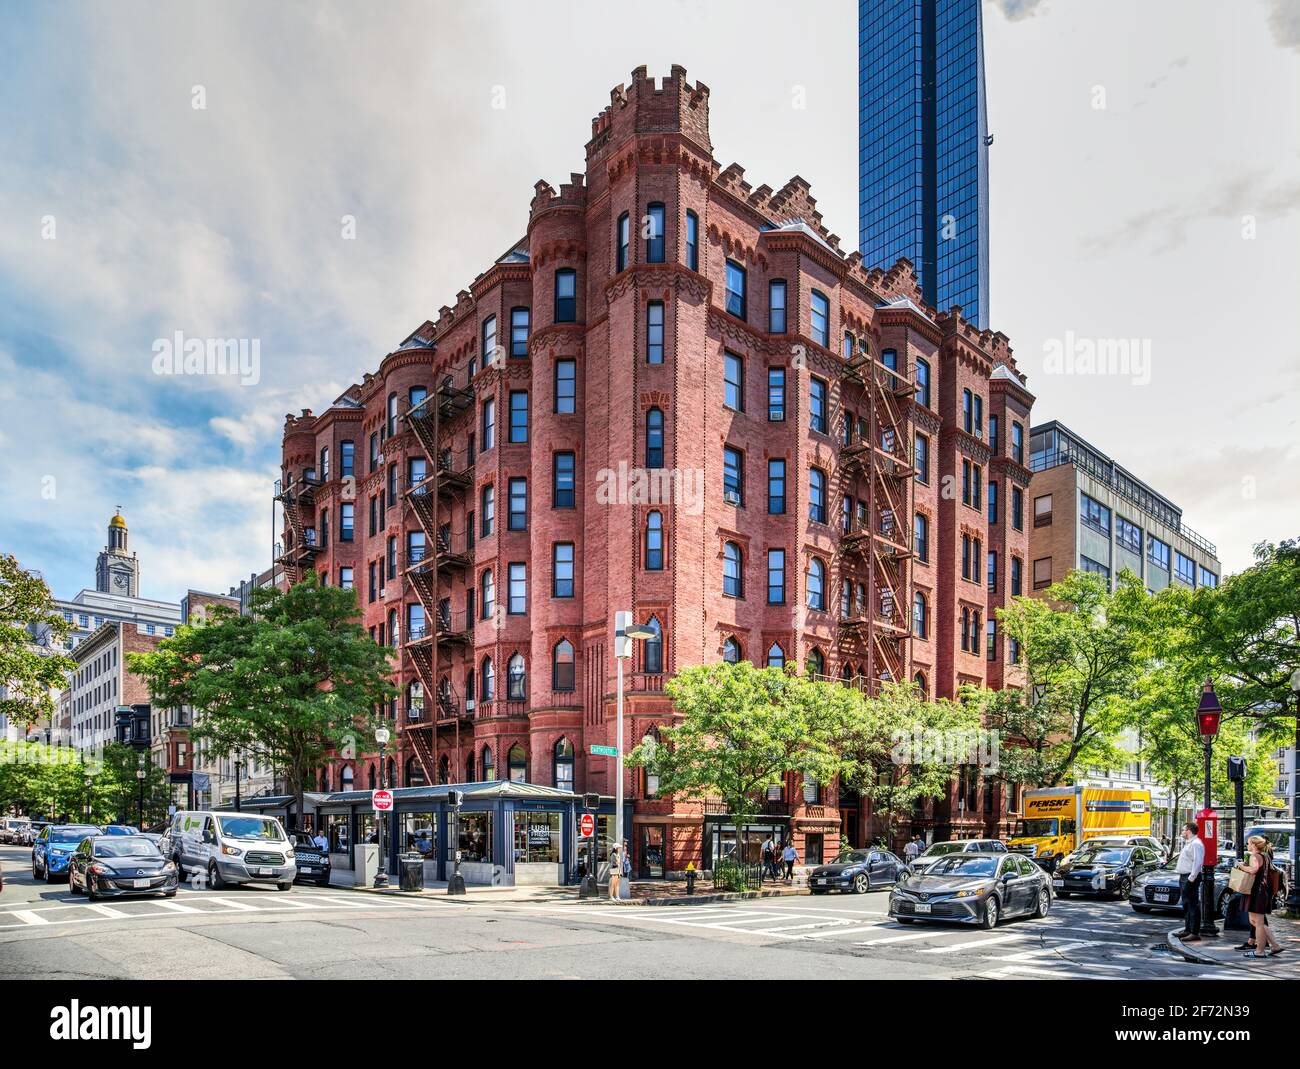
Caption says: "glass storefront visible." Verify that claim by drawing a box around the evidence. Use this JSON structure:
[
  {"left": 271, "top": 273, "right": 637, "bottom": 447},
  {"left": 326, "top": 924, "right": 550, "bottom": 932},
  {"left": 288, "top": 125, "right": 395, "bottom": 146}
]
[
  {"left": 357, "top": 812, "right": 376, "bottom": 844},
  {"left": 513, "top": 810, "right": 561, "bottom": 863},
  {"left": 400, "top": 812, "right": 437, "bottom": 857},
  {"left": 639, "top": 825, "right": 666, "bottom": 878},
  {"left": 450, "top": 811, "right": 492, "bottom": 863},
  {"left": 327, "top": 814, "right": 351, "bottom": 854}
]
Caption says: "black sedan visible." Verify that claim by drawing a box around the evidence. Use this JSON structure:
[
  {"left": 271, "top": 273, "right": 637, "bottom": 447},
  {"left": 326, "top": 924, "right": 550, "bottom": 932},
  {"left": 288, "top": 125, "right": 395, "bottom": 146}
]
[
  {"left": 1053, "top": 844, "right": 1160, "bottom": 899},
  {"left": 68, "top": 835, "right": 179, "bottom": 900},
  {"left": 889, "top": 852, "right": 1052, "bottom": 930},
  {"left": 290, "top": 832, "right": 331, "bottom": 886},
  {"left": 807, "top": 848, "right": 906, "bottom": 894}
]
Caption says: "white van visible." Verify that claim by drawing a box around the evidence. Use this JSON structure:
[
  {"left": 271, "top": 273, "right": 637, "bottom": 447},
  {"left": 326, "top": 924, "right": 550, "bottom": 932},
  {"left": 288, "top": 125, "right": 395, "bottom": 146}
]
[{"left": 161, "top": 811, "right": 296, "bottom": 890}]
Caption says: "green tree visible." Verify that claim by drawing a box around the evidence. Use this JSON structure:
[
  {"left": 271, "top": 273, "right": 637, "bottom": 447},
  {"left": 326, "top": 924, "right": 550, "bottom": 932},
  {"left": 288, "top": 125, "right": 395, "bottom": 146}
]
[
  {"left": 129, "top": 574, "right": 395, "bottom": 827},
  {"left": 987, "top": 570, "right": 1153, "bottom": 786},
  {"left": 0, "top": 553, "right": 76, "bottom": 728},
  {"left": 96, "top": 744, "right": 172, "bottom": 827}
]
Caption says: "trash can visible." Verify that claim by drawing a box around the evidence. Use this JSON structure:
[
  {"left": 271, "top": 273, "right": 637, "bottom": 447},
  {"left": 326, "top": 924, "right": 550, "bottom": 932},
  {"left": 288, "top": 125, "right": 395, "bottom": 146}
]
[{"left": 399, "top": 853, "right": 425, "bottom": 892}]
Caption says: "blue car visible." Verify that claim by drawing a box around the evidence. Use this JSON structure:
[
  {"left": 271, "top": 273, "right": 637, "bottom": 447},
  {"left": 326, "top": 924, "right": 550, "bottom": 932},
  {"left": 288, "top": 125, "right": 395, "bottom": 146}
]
[
  {"left": 102, "top": 825, "right": 141, "bottom": 836},
  {"left": 33, "top": 824, "right": 102, "bottom": 881}
]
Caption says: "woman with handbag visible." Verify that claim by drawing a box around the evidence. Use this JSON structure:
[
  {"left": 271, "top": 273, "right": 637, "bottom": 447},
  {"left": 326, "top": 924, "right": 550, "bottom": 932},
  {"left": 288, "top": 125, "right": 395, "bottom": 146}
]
[{"left": 1234, "top": 835, "right": 1282, "bottom": 958}]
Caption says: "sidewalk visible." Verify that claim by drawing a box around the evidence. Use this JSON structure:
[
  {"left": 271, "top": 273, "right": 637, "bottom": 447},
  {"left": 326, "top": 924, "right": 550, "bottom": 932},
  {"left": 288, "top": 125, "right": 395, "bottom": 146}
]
[
  {"left": 1167, "top": 914, "right": 1300, "bottom": 978},
  {"left": 347, "top": 876, "right": 808, "bottom": 906}
]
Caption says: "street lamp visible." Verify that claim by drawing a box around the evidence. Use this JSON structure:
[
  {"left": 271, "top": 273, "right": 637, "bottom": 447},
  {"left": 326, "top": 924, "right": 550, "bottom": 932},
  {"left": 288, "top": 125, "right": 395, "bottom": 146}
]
[
  {"left": 233, "top": 750, "right": 243, "bottom": 813},
  {"left": 1195, "top": 679, "right": 1222, "bottom": 937},
  {"left": 613, "top": 611, "right": 654, "bottom": 899},
  {"left": 135, "top": 754, "right": 147, "bottom": 829},
  {"left": 1289, "top": 668, "right": 1300, "bottom": 916},
  {"left": 374, "top": 726, "right": 390, "bottom": 889}
]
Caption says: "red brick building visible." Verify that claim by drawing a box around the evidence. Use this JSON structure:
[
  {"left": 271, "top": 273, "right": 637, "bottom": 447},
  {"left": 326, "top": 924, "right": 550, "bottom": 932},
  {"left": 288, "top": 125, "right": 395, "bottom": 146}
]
[{"left": 276, "top": 66, "right": 1031, "bottom": 873}]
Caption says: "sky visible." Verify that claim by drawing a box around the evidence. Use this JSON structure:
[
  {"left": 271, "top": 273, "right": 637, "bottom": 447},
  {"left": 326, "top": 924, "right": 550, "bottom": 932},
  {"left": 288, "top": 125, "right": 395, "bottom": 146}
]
[{"left": 0, "top": 0, "right": 1296, "bottom": 603}]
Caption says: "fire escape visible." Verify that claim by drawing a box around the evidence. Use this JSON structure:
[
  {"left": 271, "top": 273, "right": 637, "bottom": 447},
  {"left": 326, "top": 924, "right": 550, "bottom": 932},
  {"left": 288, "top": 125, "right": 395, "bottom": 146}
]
[
  {"left": 273, "top": 471, "right": 322, "bottom": 585},
  {"left": 401, "top": 378, "right": 475, "bottom": 784},
  {"left": 839, "top": 337, "right": 915, "bottom": 690}
]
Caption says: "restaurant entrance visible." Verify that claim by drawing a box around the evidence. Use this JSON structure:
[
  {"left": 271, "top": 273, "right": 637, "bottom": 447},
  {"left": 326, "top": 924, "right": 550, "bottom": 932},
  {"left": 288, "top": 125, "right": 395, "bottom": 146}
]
[{"left": 638, "top": 825, "right": 666, "bottom": 878}]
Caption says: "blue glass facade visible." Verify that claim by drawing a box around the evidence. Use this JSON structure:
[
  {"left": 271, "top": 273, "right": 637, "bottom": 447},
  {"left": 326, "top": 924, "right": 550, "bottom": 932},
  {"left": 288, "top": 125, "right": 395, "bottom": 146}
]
[{"left": 859, "top": 0, "right": 989, "bottom": 326}]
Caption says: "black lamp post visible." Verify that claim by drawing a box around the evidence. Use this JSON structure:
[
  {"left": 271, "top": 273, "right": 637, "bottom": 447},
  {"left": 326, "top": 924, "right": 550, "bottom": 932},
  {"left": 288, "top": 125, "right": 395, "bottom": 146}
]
[
  {"left": 234, "top": 752, "right": 243, "bottom": 813},
  {"left": 135, "top": 755, "right": 147, "bottom": 829},
  {"left": 373, "top": 727, "right": 390, "bottom": 889},
  {"left": 1196, "top": 679, "right": 1222, "bottom": 937}
]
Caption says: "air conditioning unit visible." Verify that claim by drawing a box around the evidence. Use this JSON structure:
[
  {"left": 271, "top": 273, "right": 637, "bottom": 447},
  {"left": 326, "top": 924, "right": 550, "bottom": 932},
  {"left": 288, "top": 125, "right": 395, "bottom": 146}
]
[
  {"left": 723, "top": 491, "right": 741, "bottom": 505},
  {"left": 465, "top": 699, "right": 476, "bottom": 711}
]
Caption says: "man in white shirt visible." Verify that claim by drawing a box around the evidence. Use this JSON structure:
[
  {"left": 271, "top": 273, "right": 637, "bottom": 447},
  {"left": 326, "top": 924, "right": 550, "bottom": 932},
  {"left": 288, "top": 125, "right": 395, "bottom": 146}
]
[{"left": 1174, "top": 821, "right": 1205, "bottom": 940}]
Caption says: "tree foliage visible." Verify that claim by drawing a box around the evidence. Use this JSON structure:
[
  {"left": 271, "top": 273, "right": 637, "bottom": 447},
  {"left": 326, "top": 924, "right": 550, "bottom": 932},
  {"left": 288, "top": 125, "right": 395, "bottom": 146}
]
[
  {"left": 129, "top": 574, "right": 394, "bottom": 825},
  {"left": 0, "top": 553, "right": 76, "bottom": 727}
]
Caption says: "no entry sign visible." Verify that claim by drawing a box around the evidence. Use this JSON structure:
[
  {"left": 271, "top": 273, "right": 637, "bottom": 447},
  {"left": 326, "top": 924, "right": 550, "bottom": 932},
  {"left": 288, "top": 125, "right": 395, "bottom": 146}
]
[
  {"left": 579, "top": 813, "right": 595, "bottom": 838},
  {"left": 372, "top": 788, "right": 394, "bottom": 812}
]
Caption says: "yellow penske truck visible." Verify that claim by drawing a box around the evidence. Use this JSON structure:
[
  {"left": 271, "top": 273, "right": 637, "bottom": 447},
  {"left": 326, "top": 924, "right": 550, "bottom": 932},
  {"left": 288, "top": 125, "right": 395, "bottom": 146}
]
[{"left": 1008, "top": 786, "right": 1152, "bottom": 870}]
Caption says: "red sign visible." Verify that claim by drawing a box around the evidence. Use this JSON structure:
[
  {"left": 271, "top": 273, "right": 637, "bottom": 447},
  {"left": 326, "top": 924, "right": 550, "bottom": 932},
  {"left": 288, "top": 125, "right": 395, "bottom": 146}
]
[
  {"left": 372, "top": 789, "right": 394, "bottom": 813},
  {"left": 1197, "top": 808, "right": 1218, "bottom": 866},
  {"left": 579, "top": 813, "right": 595, "bottom": 838}
]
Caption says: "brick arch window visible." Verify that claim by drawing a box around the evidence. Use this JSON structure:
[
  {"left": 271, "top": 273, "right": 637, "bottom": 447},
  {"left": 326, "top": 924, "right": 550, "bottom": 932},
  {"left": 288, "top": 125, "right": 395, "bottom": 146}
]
[
  {"left": 642, "top": 728, "right": 662, "bottom": 798},
  {"left": 914, "top": 670, "right": 928, "bottom": 697},
  {"left": 386, "top": 392, "right": 398, "bottom": 437},
  {"left": 481, "top": 656, "right": 495, "bottom": 702},
  {"left": 646, "top": 407, "right": 664, "bottom": 469},
  {"left": 438, "top": 754, "right": 450, "bottom": 785},
  {"left": 723, "top": 541, "right": 743, "bottom": 598},
  {"left": 465, "top": 752, "right": 475, "bottom": 784},
  {"left": 405, "top": 756, "right": 427, "bottom": 788},
  {"left": 645, "top": 202, "right": 666, "bottom": 262},
  {"left": 913, "top": 591, "right": 928, "bottom": 638},
  {"left": 805, "top": 646, "right": 825, "bottom": 678},
  {"left": 481, "top": 569, "right": 494, "bottom": 619},
  {"left": 507, "top": 652, "right": 527, "bottom": 700},
  {"left": 340, "top": 765, "right": 353, "bottom": 790},
  {"left": 722, "top": 635, "right": 742, "bottom": 664},
  {"left": 766, "top": 642, "right": 785, "bottom": 669},
  {"left": 554, "top": 269, "right": 577, "bottom": 322},
  {"left": 553, "top": 737, "right": 575, "bottom": 791},
  {"left": 481, "top": 744, "right": 495, "bottom": 781},
  {"left": 553, "top": 638, "right": 576, "bottom": 691},
  {"left": 642, "top": 616, "right": 664, "bottom": 673},
  {"left": 616, "top": 211, "right": 630, "bottom": 272},
  {"left": 645, "top": 511, "right": 664, "bottom": 570},
  {"left": 841, "top": 661, "right": 856, "bottom": 682},
  {"left": 807, "top": 557, "right": 826, "bottom": 610},
  {"left": 507, "top": 744, "right": 527, "bottom": 783}
]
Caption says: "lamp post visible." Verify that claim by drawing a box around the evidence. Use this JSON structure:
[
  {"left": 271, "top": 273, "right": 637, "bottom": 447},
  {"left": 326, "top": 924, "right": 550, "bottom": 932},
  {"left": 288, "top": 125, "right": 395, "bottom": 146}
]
[
  {"left": 1289, "top": 668, "right": 1300, "bottom": 916},
  {"left": 374, "top": 726, "right": 390, "bottom": 889},
  {"left": 613, "top": 611, "right": 655, "bottom": 899},
  {"left": 1196, "top": 679, "right": 1222, "bottom": 937},
  {"left": 233, "top": 751, "right": 243, "bottom": 813},
  {"left": 135, "top": 754, "right": 147, "bottom": 829}
]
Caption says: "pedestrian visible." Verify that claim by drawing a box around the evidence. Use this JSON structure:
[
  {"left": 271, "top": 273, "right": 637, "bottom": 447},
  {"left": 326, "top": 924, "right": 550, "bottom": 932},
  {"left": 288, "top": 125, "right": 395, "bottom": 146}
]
[
  {"left": 782, "top": 839, "right": 798, "bottom": 882},
  {"left": 312, "top": 828, "right": 328, "bottom": 851},
  {"left": 608, "top": 842, "right": 623, "bottom": 900},
  {"left": 904, "top": 834, "right": 922, "bottom": 862},
  {"left": 1174, "top": 821, "right": 1205, "bottom": 941},
  {"left": 761, "top": 835, "right": 776, "bottom": 881},
  {"left": 1236, "top": 835, "right": 1283, "bottom": 958}
]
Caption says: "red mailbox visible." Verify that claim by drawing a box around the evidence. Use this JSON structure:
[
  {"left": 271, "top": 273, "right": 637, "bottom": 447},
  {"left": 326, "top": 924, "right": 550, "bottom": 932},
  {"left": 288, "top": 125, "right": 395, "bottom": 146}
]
[{"left": 1197, "top": 808, "right": 1218, "bottom": 867}]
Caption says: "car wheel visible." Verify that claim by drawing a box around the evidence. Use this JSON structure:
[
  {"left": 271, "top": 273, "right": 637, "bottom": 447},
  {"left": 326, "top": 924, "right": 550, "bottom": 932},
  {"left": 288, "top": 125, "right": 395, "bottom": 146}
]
[
  {"left": 45, "top": 865, "right": 59, "bottom": 884},
  {"left": 1115, "top": 877, "right": 1131, "bottom": 900},
  {"left": 1216, "top": 891, "right": 1229, "bottom": 918},
  {"left": 317, "top": 877, "right": 331, "bottom": 888},
  {"left": 981, "top": 896, "right": 1000, "bottom": 930},
  {"left": 852, "top": 873, "right": 870, "bottom": 895},
  {"left": 276, "top": 882, "right": 292, "bottom": 892},
  {"left": 164, "top": 889, "right": 177, "bottom": 898},
  {"left": 207, "top": 862, "right": 224, "bottom": 891},
  {"left": 1131, "top": 904, "right": 1152, "bottom": 914},
  {"left": 69, "top": 870, "right": 82, "bottom": 895},
  {"left": 1034, "top": 886, "right": 1051, "bottom": 918},
  {"left": 32, "top": 858, "right": 41, "bottom": 879},
  {"left": 87, "top": 876, "right": 100, "bottom": 901}
]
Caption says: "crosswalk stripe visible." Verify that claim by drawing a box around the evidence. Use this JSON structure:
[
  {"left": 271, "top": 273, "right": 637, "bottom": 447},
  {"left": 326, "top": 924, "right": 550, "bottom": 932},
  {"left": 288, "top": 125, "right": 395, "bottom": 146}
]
[
  {"left": 992, "top": 940, "right": 1100, "bottom": 961},
  {"left": 205, "top": 897, "right": 259, "bottom": 912},
  {"left": 920, "top": 933, "right": 1025, "bottom": 953},
  {"left": 11, "top": 910, "right": 50, "bottom": 926},
  {"left": 854, "top": 930, "right": 941, "bottom": 946},
  {"left": 803, "top": 924, "right": 894, "bottom": 939},
  {"left": 763, "top": 919, "right": 858, "bottom": 932},
  {"left": 153, "top": 901, "right": 202, "bottom": 914},
  {"left": 84, "top": 904, "right": 131, "bottom": 919}
]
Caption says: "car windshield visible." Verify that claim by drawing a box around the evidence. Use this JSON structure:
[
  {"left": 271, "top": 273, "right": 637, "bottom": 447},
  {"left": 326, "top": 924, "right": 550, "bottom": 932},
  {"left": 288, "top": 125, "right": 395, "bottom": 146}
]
[
  {"left": 218, "top": 816, "right": 286, "bottom": 841},
  {"left": 927, "top": 856, "right": 998, "bottom": 877},
  {"left": 105, "top": 826, "right": 140, "bottom": 835},
  {"left": 1073, "top": 848, "right": 1131, "bottom": 864},
  {"left": 93, "top": 837, "right": 161, "bottom": 858},
  {"left": 833, "top": 850, "right": 871, "bottom": 865},
  {"left": 922, "top": 842, "right": 966, "bottom": 857},
  {"left": 1245, "top": 828, "right": 1292, "bottom": 855},
  {"left": 1016, "top": 818, "right": 1058, "bottom": 837},
  {"left": 52, "top": 826, "right": 100, "bottom": 843}
]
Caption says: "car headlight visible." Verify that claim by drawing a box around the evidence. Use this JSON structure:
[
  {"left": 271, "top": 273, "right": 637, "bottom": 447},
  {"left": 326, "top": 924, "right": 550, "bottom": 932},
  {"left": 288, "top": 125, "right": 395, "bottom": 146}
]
[
  {"left": 221, "top": 845, "right": 243, "bottom": 857},
  {"left": 163, "top": 861, "right": 176, "bottom": 872},
  {"left": 953, "top": 889, "right": 980, "bottom": 898}
]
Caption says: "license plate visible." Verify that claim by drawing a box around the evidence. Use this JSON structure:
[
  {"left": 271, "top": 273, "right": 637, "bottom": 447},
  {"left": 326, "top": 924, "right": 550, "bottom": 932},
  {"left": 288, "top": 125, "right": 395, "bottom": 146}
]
[
  {"left": 257, "top": 867, "right": 273, "bottom": 876},
  {"left": 133, "top": 879, "right": 150, "bottom": 888},
  {"left": 300, "top": 866, "right": 315, "bottom": 874},
  {"left": 813, "top": 878, "right": 825, "bottom": 885},
  {"left": 1154, "top": 892, "right": 1172, "bottom": 903},
  {"left": 915, "top": 903, "right": 931, "bottom": 914},
  {"left": 1053, "top": 879, "right": 1064, "bottom": 888}
]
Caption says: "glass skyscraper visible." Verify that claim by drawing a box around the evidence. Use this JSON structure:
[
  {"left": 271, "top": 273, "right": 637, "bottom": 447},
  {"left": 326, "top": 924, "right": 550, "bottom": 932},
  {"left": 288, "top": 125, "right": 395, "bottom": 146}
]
[{"left": 859, "top": 0, "right": 990, "bottom": 326}]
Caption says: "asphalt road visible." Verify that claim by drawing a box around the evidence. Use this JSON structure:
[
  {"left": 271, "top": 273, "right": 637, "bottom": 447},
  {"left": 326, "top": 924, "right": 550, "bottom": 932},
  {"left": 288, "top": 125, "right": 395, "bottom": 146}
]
[{"left": 0, "top": 845, "right": 1257, "bottom": 980}]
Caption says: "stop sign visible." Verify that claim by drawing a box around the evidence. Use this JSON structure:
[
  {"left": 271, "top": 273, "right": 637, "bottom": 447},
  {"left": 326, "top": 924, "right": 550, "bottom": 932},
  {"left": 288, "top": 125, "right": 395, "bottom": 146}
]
[
  {"left": 372, "top": 788, "right": 394, "bottom": 813},
  {"left": 579, "top": 813, "right": 595, "bottom": 838}
]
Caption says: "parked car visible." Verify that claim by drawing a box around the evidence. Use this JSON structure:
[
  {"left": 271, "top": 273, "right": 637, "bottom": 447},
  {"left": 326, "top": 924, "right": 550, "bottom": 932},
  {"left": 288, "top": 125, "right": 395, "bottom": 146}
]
[
  {"left": 160, "top": 811, "right": 296, "bottom": 890},
  {"left": 102, "top": 825, "right": 141, "bottom": 836},
  {"left": 907, "top": 839, "right": 1007, "bottom": 875},
  {"left": 890, "top": 851, "right": 1051, "bottom": 930},
  {"left": 1, "top": 818, "right": 33, "bottom": 845},
  {"left": 1053, "top": 844, "right": 1161, "bottom": 899},
  {"left": 1130, "top": 856, "right": 1233, "bottom": 916},
  {"left": 68, "top": 835, "right": 178, "bottom": 900},
  {"left": 1216, "top": 849, "right": 1289, "bottom": 912},
  {"left": 290, "top": 832, "right": 331, "bottom": 887},
  {"left": 1071, "top": 834, "right": 1168, "bottom": 864},
  {"left": 808, "top": 848, "right": 906, "bottom": 894},
  {"left": 32, "top": 824, "right": 103, "bottom": 881}
]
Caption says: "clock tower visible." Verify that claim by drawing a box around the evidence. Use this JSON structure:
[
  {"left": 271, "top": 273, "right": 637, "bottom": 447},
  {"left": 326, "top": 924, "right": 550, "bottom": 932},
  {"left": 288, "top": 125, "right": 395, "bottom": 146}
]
[{"left": 95, "top": 508, "right": 140, "bottom": 597}]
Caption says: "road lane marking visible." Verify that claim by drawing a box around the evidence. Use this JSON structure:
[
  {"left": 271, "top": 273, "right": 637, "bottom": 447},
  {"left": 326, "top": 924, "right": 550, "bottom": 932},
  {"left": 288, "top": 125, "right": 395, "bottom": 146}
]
[
  {"left": 84, "top": 904, "right": 131, "bottom": 919},
  {"left": 11, "top": 910, "right": 49, "bottom": 925},
  {"left": 803, "top": 924, "right": 895, "bottom": 939},
  {"left": 919, "top": 933, "right": 1026, "bottom": 953},
  {"left": 854, "top": 931, "right": 942, "bottom": 945},
  {"left": 153, "top": 901, "right": 203, "bottom": 913},
  {"left": 763, "top": 919, "right": 859, "bottom": 932},
  {"left": 205, "top": 897, "right": 259, "bottom": 912},
  {"left": 991, "top": 940, "right": 1100, "bottom": 960}
]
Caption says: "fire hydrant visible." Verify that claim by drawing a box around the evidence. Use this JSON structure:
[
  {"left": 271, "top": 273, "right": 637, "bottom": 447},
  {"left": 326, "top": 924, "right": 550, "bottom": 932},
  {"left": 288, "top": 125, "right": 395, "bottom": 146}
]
[{"left": 685, "top": 861, "right": 696, "bottom": 896}]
